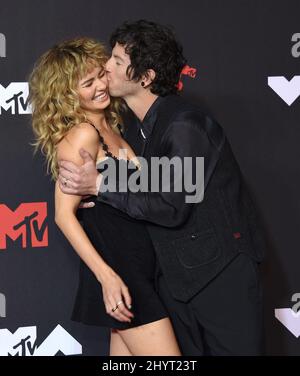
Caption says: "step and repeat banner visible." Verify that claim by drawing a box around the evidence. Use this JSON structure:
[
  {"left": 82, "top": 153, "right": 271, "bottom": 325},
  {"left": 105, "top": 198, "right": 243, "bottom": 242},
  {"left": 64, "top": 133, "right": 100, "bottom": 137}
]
[{"left": 0, "top": 0, "right": 299, "bottom": 356}]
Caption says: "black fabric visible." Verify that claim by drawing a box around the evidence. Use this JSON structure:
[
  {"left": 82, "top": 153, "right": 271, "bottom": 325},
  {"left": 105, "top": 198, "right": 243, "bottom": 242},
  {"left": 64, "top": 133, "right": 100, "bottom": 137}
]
[
  {"left": 156, "top": 253, "right": 264, "bottom": 355},
  {"left": 72, "top": 126, "right": 168, "bottom": 329},
  {"left": 138, "top": 96, "right": 163, "bottom": 139},
  {"left": 97, "top": 94, "right": 266, "bottom": 302}
]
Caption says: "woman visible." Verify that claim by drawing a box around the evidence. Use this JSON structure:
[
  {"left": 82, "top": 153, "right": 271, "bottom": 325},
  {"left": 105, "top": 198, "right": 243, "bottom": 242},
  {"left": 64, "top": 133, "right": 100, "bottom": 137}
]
[{"left": 29, "top": 37, "right": 181, "bottom": 356}]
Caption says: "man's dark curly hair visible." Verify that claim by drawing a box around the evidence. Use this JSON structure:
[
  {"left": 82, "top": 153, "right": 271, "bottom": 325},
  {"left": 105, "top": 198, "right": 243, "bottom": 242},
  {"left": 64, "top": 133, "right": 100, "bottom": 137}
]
[{"left": 110, "top": 20, "right": 187, "bottom": 96}]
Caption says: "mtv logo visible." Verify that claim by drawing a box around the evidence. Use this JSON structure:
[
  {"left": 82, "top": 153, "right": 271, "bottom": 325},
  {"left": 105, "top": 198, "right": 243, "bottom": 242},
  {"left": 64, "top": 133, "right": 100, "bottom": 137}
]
[
  {"left": 0, "top": 202, "right": 48, "bottom": 250},
  {"left": 275, "top": 308, "right": 300, "bottom": 337},
  {"left": 0, "top": 325, "right": 82, "bottom": 356},
  {"left": 0, "top": 33, "right": 5, "bottom": 57},
  {"left": 268, "top": 76, "right": 300, "bottom": 106},
  {"left": 0, "top": 82, "right": 32, "bottom": 115}
]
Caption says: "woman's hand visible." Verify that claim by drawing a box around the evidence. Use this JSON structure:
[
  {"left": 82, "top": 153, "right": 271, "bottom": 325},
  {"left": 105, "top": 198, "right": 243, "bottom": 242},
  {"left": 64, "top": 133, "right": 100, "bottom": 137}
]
[{"left": 98, "top": 265, "right": 134, "bottom": 323}]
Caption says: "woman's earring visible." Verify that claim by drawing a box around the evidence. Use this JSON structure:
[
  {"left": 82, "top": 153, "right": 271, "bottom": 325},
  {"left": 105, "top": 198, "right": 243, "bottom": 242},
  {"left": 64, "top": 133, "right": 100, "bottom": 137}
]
[{"left": 141, "top": 81, "right": 145, "bottom": 87}]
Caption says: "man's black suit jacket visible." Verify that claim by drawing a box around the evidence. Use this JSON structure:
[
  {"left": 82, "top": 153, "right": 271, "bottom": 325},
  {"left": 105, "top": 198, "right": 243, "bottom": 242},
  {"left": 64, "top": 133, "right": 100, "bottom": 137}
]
[{"left": 98, "top": 94, "right": 266, "bottom": 302}]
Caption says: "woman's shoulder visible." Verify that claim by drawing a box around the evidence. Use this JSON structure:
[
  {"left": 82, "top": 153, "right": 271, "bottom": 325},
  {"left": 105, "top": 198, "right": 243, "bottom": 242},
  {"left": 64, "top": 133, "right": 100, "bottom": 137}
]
[
  {"left": 57, "top": 122, "right": 99, "bottom": 155},
  {"left": 66, "top": 122, "right": 100, "bottom": 142},
  {"left": 56, "top": 122, "right": 100, "bottom": 161},
  {"left": 67, "top": 122, "right": 98, "bottom": 138}
]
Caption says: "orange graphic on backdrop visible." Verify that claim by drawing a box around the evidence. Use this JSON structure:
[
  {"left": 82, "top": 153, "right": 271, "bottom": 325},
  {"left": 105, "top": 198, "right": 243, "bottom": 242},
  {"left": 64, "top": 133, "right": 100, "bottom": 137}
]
[
  {"left": 0, "top": 202, "right": 48, "bottom": 249},
  {"left": 177, "top": 65, "right": 197, "bottom": 91}
]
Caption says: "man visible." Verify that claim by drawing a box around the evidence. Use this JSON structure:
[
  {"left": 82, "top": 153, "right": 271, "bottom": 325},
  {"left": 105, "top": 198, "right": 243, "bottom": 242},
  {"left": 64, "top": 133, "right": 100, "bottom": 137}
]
[{"left": 58, "top": 20, "right": 265, "bottom": 355}]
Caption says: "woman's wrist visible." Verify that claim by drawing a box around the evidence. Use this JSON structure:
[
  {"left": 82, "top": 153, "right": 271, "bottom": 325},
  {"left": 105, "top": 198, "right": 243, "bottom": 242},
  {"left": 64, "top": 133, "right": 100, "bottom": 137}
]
[{"left": 94, "top": 260, "right": 112, "bottom": 284}]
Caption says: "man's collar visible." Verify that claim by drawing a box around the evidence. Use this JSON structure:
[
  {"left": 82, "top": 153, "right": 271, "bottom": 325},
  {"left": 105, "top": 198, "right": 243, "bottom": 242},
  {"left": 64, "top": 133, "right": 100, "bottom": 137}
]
[{"left": 138, "top": 96, "right": 164, "bottom": 138}]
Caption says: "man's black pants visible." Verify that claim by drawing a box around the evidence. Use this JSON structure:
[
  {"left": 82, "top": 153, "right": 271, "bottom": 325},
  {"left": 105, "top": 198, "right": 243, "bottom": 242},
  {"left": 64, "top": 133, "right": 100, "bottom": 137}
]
[{"left": 156, "top": 253, "right": 264, "bottom": 356}]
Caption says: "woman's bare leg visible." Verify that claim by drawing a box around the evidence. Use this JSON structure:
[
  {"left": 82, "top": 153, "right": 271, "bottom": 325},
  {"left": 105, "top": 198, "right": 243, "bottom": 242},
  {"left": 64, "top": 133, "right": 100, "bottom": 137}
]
[
  {"left": 110, "top": 329, "right": 133, "bottom": 356},
  {"left": 116, "top": 317, "right": 181, "bottom": 356}
]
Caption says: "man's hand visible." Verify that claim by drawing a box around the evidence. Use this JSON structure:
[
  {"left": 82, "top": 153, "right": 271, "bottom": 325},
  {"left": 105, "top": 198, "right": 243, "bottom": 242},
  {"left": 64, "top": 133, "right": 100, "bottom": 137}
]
[{"left": 58, "top": 148, "right": 100, "bottom": 197}]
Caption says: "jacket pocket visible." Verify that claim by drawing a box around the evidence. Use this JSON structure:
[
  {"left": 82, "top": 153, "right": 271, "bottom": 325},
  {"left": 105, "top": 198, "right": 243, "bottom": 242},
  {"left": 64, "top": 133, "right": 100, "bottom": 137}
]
[
  {"left": 173, "top": 230, "right": 220, "bottom": 268},
  {"left": 154, "top": 229, "right": 222, "bottom": 302}
]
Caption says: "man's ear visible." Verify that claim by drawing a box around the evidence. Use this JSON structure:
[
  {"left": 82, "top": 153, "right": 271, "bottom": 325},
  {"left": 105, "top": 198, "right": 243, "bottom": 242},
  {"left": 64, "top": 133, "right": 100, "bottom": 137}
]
[{"left": 142, "top": 69, "right": 156, "bottom": 87}]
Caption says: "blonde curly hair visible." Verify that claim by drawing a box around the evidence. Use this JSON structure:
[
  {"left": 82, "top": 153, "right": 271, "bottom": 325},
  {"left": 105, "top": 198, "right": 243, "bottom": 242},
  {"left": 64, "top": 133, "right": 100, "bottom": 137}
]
[{"left": 29, "top": 37, "right": 122, "bottom": 179}]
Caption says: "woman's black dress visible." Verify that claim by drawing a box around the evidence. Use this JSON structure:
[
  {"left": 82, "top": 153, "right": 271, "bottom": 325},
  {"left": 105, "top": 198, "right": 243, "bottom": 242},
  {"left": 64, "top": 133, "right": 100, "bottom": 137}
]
[{"left": 71, "top": 123, "right": 168, "bottom": 329}]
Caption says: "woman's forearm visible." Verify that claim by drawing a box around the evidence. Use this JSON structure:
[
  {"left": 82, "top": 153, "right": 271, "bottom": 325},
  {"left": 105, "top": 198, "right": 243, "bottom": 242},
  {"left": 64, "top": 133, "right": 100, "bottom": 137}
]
[{"left": 55, "top": 212, "right": 110, "bottom": 283}]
